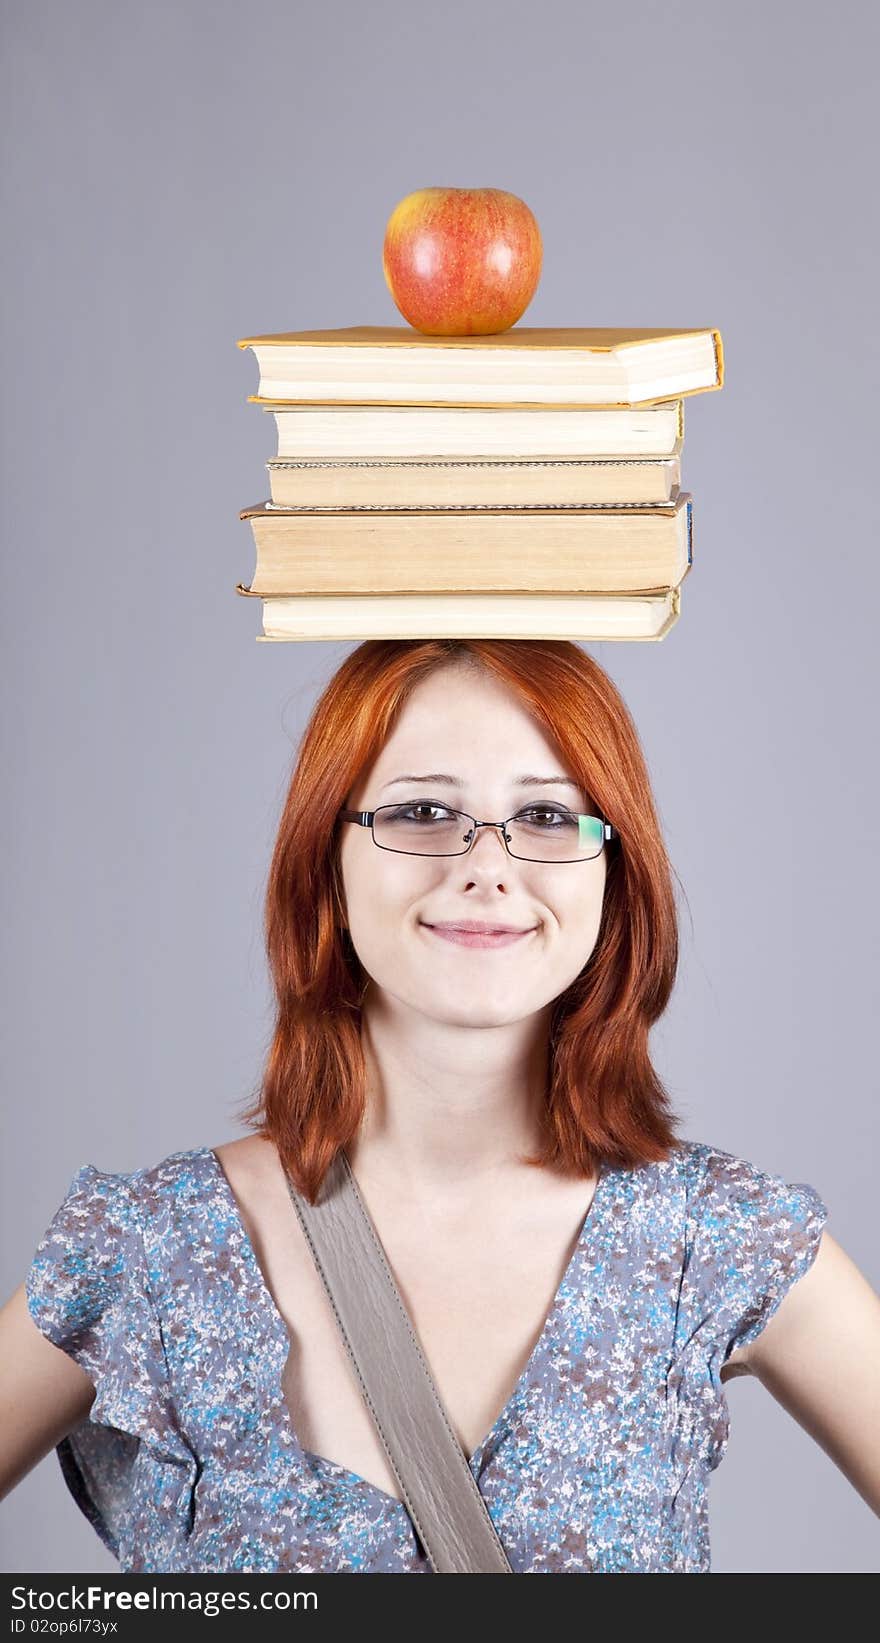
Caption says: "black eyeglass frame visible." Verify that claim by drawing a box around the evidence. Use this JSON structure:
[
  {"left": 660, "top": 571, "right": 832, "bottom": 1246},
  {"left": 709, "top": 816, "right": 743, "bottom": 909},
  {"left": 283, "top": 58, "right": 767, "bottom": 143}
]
[{"left": 337, "top": 805, "right": 618, "bottom": 864}]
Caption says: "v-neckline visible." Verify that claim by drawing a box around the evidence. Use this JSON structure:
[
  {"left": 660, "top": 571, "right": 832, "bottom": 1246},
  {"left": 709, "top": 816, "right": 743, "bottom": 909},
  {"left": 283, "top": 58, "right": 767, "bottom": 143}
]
[{"left": 203, "top": 1144, "right": 616, "bottom": 1517}]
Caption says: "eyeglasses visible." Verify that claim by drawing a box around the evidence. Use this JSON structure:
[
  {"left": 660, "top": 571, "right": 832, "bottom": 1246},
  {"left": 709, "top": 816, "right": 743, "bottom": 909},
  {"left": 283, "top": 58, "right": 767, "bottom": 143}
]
[{"left": 338, "top": 802, "right": 617, "bottom": 863}]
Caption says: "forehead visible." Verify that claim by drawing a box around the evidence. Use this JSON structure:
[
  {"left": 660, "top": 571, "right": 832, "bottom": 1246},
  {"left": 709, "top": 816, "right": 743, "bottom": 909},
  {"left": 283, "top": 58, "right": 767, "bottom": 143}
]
[{"left": 373, "top": 666, "right": 564, "bottom": 771}]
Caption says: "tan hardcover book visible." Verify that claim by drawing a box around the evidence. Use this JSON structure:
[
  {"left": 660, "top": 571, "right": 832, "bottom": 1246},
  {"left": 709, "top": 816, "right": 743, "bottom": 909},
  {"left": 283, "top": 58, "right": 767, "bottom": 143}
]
[
  {"left": 265, "top": 453, "right": 682, "bottom": 509},
  {"left": 233, "top": 586, "right": 682, "bottom": 642},
  {"left": 238, "top": 493, "right": 693, "bottom": 596},
  {"left": 237, "top": 326, "right": 723, "bottom": 408},
  {"left": 269, "top": 401, "right": 685, "bottom": 459}
]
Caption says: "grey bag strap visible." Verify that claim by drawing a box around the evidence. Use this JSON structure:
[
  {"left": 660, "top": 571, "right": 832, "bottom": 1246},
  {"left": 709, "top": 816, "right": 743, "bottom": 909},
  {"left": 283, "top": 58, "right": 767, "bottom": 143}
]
[{"left": 283, "top": 1147, "right": 514, "bottom": 1574}]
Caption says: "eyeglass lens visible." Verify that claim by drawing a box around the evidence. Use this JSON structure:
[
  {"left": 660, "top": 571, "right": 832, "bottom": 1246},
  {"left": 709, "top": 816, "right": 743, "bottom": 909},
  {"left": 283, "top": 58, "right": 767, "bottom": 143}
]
[{"left": 372, "top": 802, "right": 605, "bottom": 861}]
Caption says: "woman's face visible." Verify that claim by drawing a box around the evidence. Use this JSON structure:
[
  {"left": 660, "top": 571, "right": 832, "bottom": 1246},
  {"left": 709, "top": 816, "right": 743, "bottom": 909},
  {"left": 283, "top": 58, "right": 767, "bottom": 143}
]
[{"left": 337, "top": 664, "right": 609, "bottom": 1030}]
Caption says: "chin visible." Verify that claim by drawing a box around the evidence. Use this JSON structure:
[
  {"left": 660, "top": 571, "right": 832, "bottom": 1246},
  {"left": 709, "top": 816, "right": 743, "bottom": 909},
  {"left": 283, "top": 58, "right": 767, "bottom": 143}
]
[{"left": 423, "top": 989, "right": 539, "bottom": 1028}]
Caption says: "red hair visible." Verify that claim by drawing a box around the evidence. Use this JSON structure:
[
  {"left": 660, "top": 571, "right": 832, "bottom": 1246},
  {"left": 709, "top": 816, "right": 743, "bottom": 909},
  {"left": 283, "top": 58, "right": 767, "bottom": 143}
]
[{"left": 236, "top": 640, "right": 684, "bottom": 1201}]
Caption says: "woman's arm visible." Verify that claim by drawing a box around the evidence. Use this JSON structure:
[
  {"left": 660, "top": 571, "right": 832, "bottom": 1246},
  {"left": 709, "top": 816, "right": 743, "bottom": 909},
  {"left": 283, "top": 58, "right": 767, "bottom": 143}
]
[
  {"left": 740, "top": 1230, "right": 880, "bottom": 1516},
  {"left": 0, "top": 1282, "right": 97, "bottom": 1499}
]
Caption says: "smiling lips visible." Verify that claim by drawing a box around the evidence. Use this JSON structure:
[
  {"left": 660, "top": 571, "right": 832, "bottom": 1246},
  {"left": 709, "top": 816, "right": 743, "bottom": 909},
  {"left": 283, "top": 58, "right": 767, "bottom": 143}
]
[{"left": 422, "top": 920, "right": 536, "bottom": 949}]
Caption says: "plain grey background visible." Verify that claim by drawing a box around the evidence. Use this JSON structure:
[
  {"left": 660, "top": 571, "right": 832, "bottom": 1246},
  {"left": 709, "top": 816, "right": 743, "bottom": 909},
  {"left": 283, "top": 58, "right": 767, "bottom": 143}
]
[{"left": 2, "top": 0, "right": 877, "bottom": 1576}]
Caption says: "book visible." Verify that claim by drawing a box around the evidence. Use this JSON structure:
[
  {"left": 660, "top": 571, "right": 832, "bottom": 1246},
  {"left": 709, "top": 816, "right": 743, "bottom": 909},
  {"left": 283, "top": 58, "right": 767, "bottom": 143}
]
[
  {"left": 233, "top": 586, "right": 682, "bottom": 642},
  {"left": 267, "top": 400, "right": 685, "bottom": 460},
  {"left": 237, "top": 326, "right": 723, "bottom": 408},
  {"left": 239, "top": 493, "right": 692, "bottom": 596},
  {"left": 264, "top": 453, "right": 682, "bottom": 509}
]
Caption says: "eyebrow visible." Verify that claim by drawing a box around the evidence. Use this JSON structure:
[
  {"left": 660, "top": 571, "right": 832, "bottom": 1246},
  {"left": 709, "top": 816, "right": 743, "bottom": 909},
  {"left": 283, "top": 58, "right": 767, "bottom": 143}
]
[{"left": 380, "top": 773, "right": 584, "bottom": 793}]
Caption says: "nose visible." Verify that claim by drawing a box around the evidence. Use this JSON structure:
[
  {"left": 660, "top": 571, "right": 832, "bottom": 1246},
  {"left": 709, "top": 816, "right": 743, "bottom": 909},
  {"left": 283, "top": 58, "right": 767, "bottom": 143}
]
[{"left": 465, "top": 821, "right": 511, "bottom": 858}]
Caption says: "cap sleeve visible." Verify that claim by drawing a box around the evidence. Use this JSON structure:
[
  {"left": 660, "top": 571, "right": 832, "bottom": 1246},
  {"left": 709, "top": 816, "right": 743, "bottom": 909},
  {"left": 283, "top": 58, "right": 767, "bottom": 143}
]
[
  {"left": 25, "top": 1164, "right": 198, "bottom": 1566},
  {"left": 686, "top": 1144, "right": 829, "bottom": 1366}
]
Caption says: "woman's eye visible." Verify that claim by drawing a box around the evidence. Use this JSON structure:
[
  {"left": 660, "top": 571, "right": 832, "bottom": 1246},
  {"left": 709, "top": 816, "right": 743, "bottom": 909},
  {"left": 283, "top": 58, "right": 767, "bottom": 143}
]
[
  {"left": 519, "top": 807, "right": 568, "bottom": 826},
  {"left": 395, "top": 804, "right": 451, "bottom": 821}
]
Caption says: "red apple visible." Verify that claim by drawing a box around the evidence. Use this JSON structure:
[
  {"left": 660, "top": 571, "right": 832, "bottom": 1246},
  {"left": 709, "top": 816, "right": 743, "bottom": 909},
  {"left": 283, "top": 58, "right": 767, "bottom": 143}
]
[{"left": 382, "top": 187, "right": 543, "bottom": 336}]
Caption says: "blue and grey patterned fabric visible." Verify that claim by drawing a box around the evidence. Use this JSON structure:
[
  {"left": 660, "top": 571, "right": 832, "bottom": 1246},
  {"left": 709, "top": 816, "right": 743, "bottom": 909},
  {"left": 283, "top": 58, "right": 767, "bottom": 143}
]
[{"left": 25, "top": 1140, "right": 827, "bottom": 1573}]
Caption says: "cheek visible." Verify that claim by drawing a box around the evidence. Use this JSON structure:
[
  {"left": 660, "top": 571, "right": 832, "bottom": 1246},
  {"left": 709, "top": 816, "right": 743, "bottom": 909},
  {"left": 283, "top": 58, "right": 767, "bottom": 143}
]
[
  {"left": 344, "top": 855, "right": 434, "bottom": 929},
  {"left": 559, "top": 870, "right": 606, "bottom": 946}
]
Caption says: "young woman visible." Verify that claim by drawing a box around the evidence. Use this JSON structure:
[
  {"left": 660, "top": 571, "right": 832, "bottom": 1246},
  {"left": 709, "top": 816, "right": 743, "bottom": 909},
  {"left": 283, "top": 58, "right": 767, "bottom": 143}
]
[{"left": 2, "top": 638, "right": 878, "bottom": 1573}]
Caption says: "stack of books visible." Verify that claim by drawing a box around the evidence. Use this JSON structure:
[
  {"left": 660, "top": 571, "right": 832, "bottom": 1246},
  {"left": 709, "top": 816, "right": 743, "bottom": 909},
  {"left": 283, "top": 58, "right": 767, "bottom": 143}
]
[{"left": 236, "top": 325, "right": 724, "bottom": 642}]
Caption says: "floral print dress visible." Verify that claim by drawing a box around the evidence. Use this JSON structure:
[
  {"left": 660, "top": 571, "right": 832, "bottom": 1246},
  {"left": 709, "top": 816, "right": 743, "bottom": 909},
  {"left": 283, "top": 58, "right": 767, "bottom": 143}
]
[{"left": 24, "top": 1139, "right": 827, "bottom": 1573}]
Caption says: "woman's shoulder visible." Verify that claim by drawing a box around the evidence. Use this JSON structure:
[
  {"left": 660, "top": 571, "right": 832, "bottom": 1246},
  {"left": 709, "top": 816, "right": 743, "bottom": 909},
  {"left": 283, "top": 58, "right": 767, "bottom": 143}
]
[
  {"left": 26, "top": 1140, "right": 271, "bottom": 1337},
  {"left": 624, "top": 1136, "right": 770, "bottom": 1201},
  {"left": 67, "top": 1143, "right": 219, "bottom": 1220},
  {"left": 660, "top": 1137, "right": 829, "bottom": 1298},
  {"left": 666, "top": 1135, "right": 826, "bottom": 1208},
  {"left": 34, "top": 1140, "right": 251, "bottom": 1255},
  {"left": 91, "top": 1136, "right": 266, "bottom": 1198},
  {"left": 632, "top": 1137, "right": 828, "bottom": 1252},
  {"left": 660, "top": 1138, "right": 830, "bottom": 1373},
  {"left": 140, "top": 1133, "right": 270, "bottom": 1178},
  {"left": 120, "top": 1139, "right": 276, "bottom": 1245}
]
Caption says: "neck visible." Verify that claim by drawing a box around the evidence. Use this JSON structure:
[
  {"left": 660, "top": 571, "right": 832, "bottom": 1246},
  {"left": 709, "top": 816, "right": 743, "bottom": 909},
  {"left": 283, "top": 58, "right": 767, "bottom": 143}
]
[{"left": 346, "top": 991, "right": 554, "bottom": 1201}]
